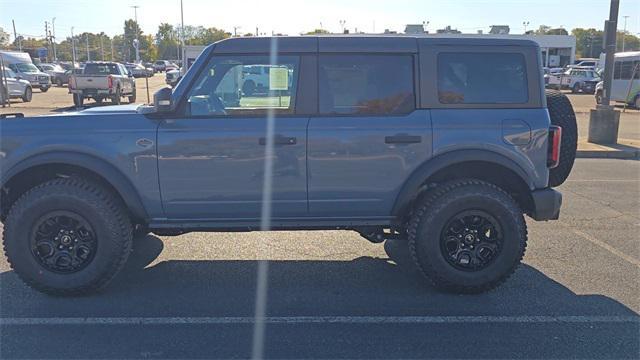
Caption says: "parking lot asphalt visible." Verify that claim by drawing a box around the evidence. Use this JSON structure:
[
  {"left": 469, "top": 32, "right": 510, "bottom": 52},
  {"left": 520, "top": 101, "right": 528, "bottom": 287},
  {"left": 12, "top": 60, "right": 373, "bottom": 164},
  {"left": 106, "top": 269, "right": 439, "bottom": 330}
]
[{"left": 0, "top": 158, "right": 638, "bottom": 359}]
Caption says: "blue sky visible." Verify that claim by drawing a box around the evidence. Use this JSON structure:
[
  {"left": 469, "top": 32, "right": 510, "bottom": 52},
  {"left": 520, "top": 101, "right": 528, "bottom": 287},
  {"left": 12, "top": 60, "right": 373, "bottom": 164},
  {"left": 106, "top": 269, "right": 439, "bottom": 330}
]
[{"left": 1, "top": 0, "right": 638, "bottom": 40}]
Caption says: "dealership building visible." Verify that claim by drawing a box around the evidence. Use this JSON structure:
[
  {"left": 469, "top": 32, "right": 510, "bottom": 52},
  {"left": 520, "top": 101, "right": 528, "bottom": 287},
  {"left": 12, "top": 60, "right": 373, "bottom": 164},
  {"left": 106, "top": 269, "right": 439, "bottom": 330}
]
[{"left": 404, "top": 24, "right": 577, "bottom": 67}]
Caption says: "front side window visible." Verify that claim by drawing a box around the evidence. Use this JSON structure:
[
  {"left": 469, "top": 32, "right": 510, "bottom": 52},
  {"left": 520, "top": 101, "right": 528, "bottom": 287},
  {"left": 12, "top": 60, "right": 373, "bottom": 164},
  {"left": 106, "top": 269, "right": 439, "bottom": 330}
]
[
  {"left": 438, "top": 52, "right": 528, "bottom": 104},
  {"left": 187, "top": 55, "right": 299, "bottom": 117},
  {"left": 318, "top": 54, "right": 415, "bottom": 115}
]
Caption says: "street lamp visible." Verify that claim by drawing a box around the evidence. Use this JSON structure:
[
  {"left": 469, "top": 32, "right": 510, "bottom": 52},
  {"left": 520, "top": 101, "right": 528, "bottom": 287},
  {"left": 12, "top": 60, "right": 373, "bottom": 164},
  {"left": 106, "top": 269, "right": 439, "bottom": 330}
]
[
  {"left": 70, "top": 27, "right": 77, "bottom": 66},
  {"left": 131, "top": 5, "right": 140, "bottom": 62},
  {"left": 523, "top": 21, "right": 530, "bottom": 33},
  {"left": 621, "top": 15, "right": 629, "bottom": 51},
  {"left": 339, "top": 20, "right": 346, "bottom": 34},
  {"left": 51, "top": 17, "right": 57, "bottom": 61}
]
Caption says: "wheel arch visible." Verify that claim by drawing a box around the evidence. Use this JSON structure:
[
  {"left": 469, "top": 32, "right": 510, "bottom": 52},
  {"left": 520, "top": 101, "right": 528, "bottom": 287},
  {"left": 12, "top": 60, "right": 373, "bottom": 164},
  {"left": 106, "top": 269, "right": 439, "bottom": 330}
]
[
  {"left": 392, "top": 150, "right": 535, "bottom": 220},
  {"left": 1, "top": 151, "right": 148, "bottom": 222}
]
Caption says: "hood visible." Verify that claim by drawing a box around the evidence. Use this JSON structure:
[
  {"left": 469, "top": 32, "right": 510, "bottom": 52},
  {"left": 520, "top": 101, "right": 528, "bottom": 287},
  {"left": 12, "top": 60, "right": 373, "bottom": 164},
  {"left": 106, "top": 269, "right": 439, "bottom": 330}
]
[{"left": 73, "top": 104, "right": 142, "bottom": 115}]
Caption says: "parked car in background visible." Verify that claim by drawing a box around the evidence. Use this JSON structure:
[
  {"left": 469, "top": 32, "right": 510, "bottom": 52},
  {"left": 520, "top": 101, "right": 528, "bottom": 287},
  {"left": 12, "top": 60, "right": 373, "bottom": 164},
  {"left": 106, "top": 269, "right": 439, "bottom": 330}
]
[
  {"left": 125, "top": 63, "right": 154, "bottom": 78},
  {"left": 546, "top": 67, "right": 601, "bottom": 93},
  {"left": 165, "top": 62, "right": 179, "bottom": 72},
  {"left": 154, "top": 60, "right": 172, "bottom": 72},
  {"left": 1, "top": 67, "right": 32, "bottom": 102},
  {"left": 0, "top": 50, "right": 51, "bottom": 92},
  {"left": 68, "top": 61, "right": 136, "bottom": 106},
  {"left": 165, "top": 69, "right": 181, "bottom": 87},
  {"left": 37, "top": 63, "right": 71, "bottom": 86},
  {"left": 567, "top": 58, "right": 599, "bottom": 69},
  {"left": 595, "top": 51, "right": 640, "bottom": 107}
]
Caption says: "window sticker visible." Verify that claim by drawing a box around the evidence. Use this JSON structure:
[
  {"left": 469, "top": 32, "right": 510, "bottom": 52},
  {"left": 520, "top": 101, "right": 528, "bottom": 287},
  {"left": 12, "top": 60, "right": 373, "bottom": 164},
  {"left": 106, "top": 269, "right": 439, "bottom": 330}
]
[{"left": 269, "top": 67, "right": 289, "bottom": 90}]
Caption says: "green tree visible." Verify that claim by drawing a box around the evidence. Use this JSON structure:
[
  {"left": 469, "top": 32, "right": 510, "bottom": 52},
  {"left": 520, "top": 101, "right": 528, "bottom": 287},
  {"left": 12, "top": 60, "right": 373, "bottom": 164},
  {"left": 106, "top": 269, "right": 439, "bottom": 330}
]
[
  {"left": 305, "top": 29, "right": 330, "bottom": 35},
  {"left": 572, "top": 28, "right": 604, "bottom": 58},
  {"left": 535, "top": 25, "right": 568, "bottom": 35}
]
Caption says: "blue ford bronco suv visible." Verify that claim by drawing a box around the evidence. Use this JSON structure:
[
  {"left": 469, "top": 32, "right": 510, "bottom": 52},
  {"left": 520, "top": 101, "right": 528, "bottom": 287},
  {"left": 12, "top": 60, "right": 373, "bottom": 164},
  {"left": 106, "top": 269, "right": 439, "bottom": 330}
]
[{"left": 0, "top": 36, "right": 577, "bottom": 295}]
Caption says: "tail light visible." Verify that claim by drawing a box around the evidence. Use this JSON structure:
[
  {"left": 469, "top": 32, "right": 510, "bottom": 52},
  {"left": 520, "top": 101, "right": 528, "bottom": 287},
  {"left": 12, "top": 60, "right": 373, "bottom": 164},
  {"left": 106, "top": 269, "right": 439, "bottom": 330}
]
[
  {"left": 548, "top": 125, "right": 562, "bottom": 168},
  {"left": 107, "top": 75, "right": 113, "bottom": 89}
]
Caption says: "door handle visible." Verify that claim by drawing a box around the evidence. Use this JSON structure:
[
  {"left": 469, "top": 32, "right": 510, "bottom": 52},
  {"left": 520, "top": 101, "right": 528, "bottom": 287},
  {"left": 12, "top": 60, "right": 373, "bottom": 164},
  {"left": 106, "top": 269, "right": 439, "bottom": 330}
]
[
  {"left": 259, "top": 135, "right": 297, "bottom": 146},
  {"left": 385, "top": 134, "right": 422, "bottom": 144}
]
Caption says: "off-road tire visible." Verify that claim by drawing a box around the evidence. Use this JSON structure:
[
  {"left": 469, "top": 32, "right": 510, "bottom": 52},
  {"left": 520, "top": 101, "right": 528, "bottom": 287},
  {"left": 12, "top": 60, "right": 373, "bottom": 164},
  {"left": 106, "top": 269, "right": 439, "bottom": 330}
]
[
  {"left": 2, "top": 177, "right": 133, "bottom": 296},
  {"left": 22, "top": 87, "right": 32, "bottom": 102},
  {"left": 73, "top": 93, "right": 83, "bottom": 107},
  {"left": 546, "top": 89, "right": 577, "bottom": 187},
  {"left": 408, "top": 179, "right": 527, "bottom": 294}
]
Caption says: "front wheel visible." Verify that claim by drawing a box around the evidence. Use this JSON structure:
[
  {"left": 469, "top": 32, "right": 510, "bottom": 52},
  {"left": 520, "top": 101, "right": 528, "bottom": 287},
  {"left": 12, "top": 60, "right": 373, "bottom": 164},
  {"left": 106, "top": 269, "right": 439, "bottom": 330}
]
[
  {"left": 56, "top": 78, "right": 63, "bottom": 87},
  {"left": 408, "top": 179, "right": 527, "bottom": 294},
  {"left": 40, "top": 86, "right": 49, "bottom": 93},
  {"left": 595, "top": 90, "right": 603, "bottom": 105},
  {"left": 571, "top": 83, "right": 581, "bottom": 94},
  {"left": 22, "top": 87, "right": 32, "bottom": 102},
  {"left": 2, "top": 177, "right": 133, "bottom": 295}
]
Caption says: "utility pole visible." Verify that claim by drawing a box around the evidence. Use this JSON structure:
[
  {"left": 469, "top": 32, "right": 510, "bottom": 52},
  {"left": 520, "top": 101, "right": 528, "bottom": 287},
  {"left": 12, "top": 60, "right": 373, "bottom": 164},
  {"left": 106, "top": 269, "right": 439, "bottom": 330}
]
[
  {"left": 110, "top": 38, "right": 114, "bottom": 61},
  {"left": 71, "top": 27, "right": 77, "bottom": 66},
  {"left": 621, "top": 15, "right": 629, "bottom": 52},
  {"left": 45, "top": 21, "right": 50, "bottom": 62},
  {"left": 233, "top": 26, "right": 240, "bottom": 37},
  {"left": 52, "top": 17, "right": 57, "bottom": 61},
  {"left": 100, "top": 36, "right": 104, "bottom": 60},
  {"left": 12, "top": 20, "right": 22, "bottom": 51},
  {"left": 588, "top": 0, "right": 620, "bottom": 144},
  {"left": 85, "top": 33, "right": 90, "bottom": 61},
  {"left": 131, "top": 5, "right": 140, "bottom": 62},
  {"left": 180, "top": 0, "right": 185, "bottom": 64}
]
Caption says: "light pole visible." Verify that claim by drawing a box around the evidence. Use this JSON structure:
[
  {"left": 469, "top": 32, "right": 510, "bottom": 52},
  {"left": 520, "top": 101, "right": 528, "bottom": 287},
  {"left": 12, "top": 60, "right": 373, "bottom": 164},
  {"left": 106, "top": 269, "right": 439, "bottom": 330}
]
[
  {"left": 523, "top": 21, "right": 530, "bottom": 33},
  {"left": 70, "top": 27, "right": 77, "bottom": 66},
  {"left": 180, "top": 0, "right": 185, "bottom": 64},
  {"left": 621, "top": 15, "right": 629, "bottom": 51},
  {"left": 52, "top": 17, "right": 57, "bottom": 61},
  {"left": 85, "top": 33, "right": 90, "bottom": 61},
  {"left": 423, "top": 20, "right": 430, "bottom": 33},
  {"left": 339, "top": 20, "right": 346, "bottom": 34},
  {"left": 131, "top": 5, "right": 140, "bottom": 62},
  {"left": 233, "top": 26, "right": 241, "bottom": 37}
]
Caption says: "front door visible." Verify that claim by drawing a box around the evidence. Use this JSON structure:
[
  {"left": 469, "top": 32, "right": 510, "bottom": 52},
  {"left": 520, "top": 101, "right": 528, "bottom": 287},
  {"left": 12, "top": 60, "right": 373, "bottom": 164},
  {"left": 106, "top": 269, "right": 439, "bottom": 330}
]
[{"left": 157, "top": 54, "right": 307, "bottom": 220}]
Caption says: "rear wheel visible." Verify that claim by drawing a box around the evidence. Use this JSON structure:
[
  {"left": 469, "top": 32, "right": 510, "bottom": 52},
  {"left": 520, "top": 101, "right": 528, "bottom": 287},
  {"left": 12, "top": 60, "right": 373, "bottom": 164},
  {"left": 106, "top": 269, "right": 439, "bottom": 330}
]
[
  {"left": 73, "top": 93, "right": 83, "bottom": 107},
  {"left": 2, "top": 177, "right": 133, "bottom": 295},
  {"left": 22, "top": 87, "right": 32, "bottom": 102},
  {"left": 571, "top": 82, "right": 581, "bottom": 93},
  {"left": 128, "top": 89, "right": 137, "bottom": 104},
  {"left": 595, "top": 90, "right": 603, "bottom": 105},
  {"left": 56, "top": 78, "right": 63, "bottom": 87},
  {"left": 111, "top": 87, "right": 121, "bottom": 105},
  {"left": 545, "top": 89, "right": 577, "bottom": 187},
  {"left": 408, "top": 180, "right": 527, "bottom": 294},
  {"left": 40, "top": 86, "right": 49, "bottom": 93}
]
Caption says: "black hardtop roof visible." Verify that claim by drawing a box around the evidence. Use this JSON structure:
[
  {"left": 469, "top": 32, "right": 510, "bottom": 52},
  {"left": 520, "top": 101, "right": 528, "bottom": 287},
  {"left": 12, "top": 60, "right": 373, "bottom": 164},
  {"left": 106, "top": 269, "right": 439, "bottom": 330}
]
[{"left": 211, "top": 35, "right": 539, "bottom": 54}]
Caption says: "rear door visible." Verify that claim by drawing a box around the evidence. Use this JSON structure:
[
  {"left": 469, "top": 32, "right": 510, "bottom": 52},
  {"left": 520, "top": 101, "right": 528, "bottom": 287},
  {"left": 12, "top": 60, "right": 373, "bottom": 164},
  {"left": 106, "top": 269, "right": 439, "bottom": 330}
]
[
  {"left": 307, "top": 52, "right": 432, "bottom": 217},
  {"left": 157, "top": 54, "right": 309, "bottom": 220}
]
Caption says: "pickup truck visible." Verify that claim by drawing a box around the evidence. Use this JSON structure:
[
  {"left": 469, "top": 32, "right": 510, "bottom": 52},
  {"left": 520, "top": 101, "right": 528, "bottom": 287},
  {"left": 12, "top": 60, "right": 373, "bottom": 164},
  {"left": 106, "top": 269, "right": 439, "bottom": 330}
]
[
  {"left": 0, "top": 36, "right": 577, "bottom": 296},
  {"left": 68, "top": 62, "right": 136, "bottom": 106},
  {"left": 545, "top": 67, "right": 601, "bottom": 93}
]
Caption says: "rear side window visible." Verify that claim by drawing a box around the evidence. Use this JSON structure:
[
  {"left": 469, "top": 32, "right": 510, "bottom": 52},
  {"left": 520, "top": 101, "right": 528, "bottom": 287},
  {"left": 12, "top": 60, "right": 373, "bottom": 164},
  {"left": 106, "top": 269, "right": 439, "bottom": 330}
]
[
  {"left": 319, "top": 54, "right": 415, "bottom": 115},
  {"left": 438, "top": 53, "right": 528, "bottom": 104}
]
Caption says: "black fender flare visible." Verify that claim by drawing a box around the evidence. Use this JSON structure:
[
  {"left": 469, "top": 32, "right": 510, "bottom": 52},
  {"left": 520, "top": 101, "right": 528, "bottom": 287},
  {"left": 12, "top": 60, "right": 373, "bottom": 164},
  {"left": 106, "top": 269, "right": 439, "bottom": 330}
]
[
  {"left": 391, "top": 149, "right": 534, "bottom": 217},
  {"left": 1, "top": 151, "right": 148, "bottom": 220}
]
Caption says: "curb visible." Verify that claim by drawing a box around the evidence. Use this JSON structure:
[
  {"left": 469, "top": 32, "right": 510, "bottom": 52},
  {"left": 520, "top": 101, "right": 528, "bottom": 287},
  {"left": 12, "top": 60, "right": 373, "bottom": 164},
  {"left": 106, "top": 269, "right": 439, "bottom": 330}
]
[{"left": 576, "top": 150, "right": 640, "bottom": 159}]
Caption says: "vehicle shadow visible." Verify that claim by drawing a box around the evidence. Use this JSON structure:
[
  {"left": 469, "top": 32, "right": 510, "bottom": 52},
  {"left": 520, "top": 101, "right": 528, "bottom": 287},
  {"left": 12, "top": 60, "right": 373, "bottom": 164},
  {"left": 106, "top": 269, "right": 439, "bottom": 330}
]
[
  {"left": 1, "top": 234, "right": 637, "bottom": 318},
  {"left": 1, "top": 234, "right": 638, "bottom": 359}
]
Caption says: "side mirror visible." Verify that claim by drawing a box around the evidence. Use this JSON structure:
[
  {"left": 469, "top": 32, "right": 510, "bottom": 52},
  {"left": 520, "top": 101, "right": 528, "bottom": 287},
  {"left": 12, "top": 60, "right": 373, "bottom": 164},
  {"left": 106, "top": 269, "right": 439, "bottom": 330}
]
[{"left": 154, "top": 87, "right": 173, "bottom": 113}]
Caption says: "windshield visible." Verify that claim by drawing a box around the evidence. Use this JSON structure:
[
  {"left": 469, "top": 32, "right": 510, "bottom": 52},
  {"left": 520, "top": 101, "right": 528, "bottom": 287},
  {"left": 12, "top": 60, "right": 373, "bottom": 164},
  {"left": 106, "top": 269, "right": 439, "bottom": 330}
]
[
  {"left": 14, "top": 63, "right": 39, "bottom": 73},
  {"left": 83, "top": 63, "right": 119, "bottom": 75}
]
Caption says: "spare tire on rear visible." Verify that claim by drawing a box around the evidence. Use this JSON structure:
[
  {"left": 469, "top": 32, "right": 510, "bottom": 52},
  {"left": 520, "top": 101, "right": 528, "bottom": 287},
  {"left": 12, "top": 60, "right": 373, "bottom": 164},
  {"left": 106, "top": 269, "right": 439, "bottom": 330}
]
[{"left": 545, "top": 90, "right": 577, "bottom": 187}]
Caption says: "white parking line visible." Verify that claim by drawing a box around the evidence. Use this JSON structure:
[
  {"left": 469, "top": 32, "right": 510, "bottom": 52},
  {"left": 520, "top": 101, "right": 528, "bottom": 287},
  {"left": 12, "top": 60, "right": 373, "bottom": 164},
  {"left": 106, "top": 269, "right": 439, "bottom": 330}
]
[
  {"left": 0, "top": 315, "right": 638, "bottom": 326},
  {"left": 571, "top": 228, "right": 640, "bottom": 267}
]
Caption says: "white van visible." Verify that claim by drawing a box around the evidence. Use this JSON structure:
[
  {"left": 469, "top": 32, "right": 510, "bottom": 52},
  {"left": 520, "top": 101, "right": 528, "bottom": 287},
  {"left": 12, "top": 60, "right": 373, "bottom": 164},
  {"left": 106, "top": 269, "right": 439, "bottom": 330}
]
[
  {"left": 595, "top": 51, "right": 640, "bottom": 108},
  {"left": 0, "top": 51, "right": 51, "bottom": 92}
]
